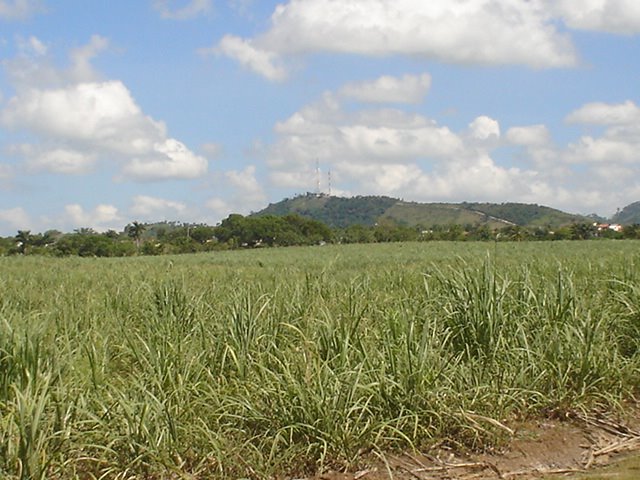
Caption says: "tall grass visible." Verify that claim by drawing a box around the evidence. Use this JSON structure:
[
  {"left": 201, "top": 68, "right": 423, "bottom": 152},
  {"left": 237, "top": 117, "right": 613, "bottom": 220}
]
[{"left": 0, "top": 241, "right": 639, "bottom": 478}]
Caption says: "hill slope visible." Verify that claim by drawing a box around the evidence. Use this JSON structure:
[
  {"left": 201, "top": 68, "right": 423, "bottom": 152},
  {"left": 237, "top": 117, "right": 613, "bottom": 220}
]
[
  {"left": 253, "top": 194, "right": 592, "bottom": 229},
  {"left": 612, "top": 201, "right": 640, "bottom": 224}
]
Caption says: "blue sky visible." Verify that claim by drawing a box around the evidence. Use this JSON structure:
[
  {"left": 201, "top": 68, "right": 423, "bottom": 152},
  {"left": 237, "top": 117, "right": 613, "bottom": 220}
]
[{"left": 1, "top": 0, "right": 640, "bottom": 235}]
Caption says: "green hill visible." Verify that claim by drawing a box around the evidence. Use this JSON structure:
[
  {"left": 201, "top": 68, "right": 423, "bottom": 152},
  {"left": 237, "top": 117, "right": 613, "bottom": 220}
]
[
  {"left": 380, "top": 202, "right": 510, "bottom": 229},
  {"left": 255, "top": 194, "right": 397, "bottom": 228},
  {"left": 253, "top": 194, "right": 592, "bottom": 229},
  {"left": 463, "top": 202, "right": 589, "bottom": 227},
  {"left": 612, "top": 202, "right": 640, "bottom": 225}
]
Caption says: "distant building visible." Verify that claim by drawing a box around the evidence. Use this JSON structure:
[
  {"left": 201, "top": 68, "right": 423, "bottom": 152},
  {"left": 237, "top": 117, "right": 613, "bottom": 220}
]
[{"left": 593, "top": 223, "right": 623, "bottom": 233}]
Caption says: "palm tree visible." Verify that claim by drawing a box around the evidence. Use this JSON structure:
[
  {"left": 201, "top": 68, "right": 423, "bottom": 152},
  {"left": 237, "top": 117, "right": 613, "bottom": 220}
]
[
  {"left": 126, "top": 221, "right": 146, "bottom": 253},
  {"left": 15, "top": 230, "right": 33, "bottom": 254}
]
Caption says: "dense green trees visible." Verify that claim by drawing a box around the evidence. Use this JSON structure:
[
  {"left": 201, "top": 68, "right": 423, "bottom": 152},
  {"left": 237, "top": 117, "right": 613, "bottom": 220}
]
[
  {"left": 622, "top": 224, "right": 640, "bottom": 239},
  {"left": 214, "top": 213, "right": 333, "bottom": 247},
  {"left": 53, "top": 232, "right": 135, "bottom": 257},
  {"left": 1, "top": 217, "right": 639, "bottom": 258}
]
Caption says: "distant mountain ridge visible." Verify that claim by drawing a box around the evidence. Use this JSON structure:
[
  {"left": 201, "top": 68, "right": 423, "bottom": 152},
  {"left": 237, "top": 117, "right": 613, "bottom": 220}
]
[{"left": 253, "top": 194, "right": 603, "bottom": 229}]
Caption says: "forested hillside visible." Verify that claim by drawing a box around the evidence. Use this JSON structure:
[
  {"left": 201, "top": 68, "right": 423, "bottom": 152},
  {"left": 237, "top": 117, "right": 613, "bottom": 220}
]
[
  {"left": 255, "top": 195, "right": 398, "bottom": 228},
  {"left": 254, "top": 194, "right": 592, "bottom": 229}
]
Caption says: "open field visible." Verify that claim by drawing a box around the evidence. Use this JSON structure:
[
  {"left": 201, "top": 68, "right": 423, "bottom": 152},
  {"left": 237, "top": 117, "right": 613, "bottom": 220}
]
[{"left": 1, "top": 241, "right": 640, "bottom": 479}]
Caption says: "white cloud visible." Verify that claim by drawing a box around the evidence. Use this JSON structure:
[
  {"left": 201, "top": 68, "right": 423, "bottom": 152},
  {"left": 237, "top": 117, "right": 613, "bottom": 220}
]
[
  {"left": 205, "top": 197, "right": 231, "bottom": 216},
  {"left": 263, "top": 82, "right": 640, "bottom": 213},
  {"left": 264, "top": 87, "right": 640, "bottom": 215},
  {"left": 29, "top": 36, "right": 47, "bottom": 55},
  {"left": 1, "top": 81, "right": 162, "bottom": 154},
  {"left": 16, "top": 35, "right": 48, "bottom": 56},
  {"left": 225, "top": 165, "right": 267, "bottom": 204},
  {"left": 270, "top": 95, "right": 464, "bottom": 172},
  {"left": 68, "top": 35, "right": 109, "bottom": 83},
  {"left": 5, "top": 35, "right": 108, "bottom": 89},
  {"left": 153, "top": 0, "right": 212, "bottom": 20},
  {"left": 506, "top": 125, "right": 551, "bottom": 146},
  {"left": 0, "top": 207, "right": 31, "bottom": 231},
  {"left": 562, "top": 100, "right": 640, "bottom": 169},
  {"left": 123, "top": 139, "right": 208, "bottom": 180},
  {"left": 565, "top": 100, "right": 640, "bottom": 125},
  {"left": 339, "top": 123, "right": 464, "bottom": 160},
  {"left": 203, "top": 166, "right": 268, "bottom": 219},
  {"left": 552, "top": 0, "right": 640, "bottom": 34},
  {"left": 0, "top": 0, "right": 44, "bottom": 20},
  {"left": 566, "top": 134, "right": 640, "bottom": 164},
  {"left": 266, "top": 88, "right": 544, "bottom": 205},
  {"left": 208, "top": 1, "right": 640, "bottom": 79},
  {"left": 1, "top": 38, "right": 208, "bottom": 181},
  {"left": 130, "top": 195, "right": 186, "bottom": 218},
  {"left": 220, "top": 0, "right": 578, "bottom": 77},
  {"left": 63, "top": 204, "right": 121, "bottom": 232},
  {"left": 339, "top": 73, "right": 431, "bottom": 104},
  {"left": 26, "top": 148, "right": 96, "bottom": 174},
  {"left": 211, "top": 34, "right": 287, "bottom": 81},
  {"left": 468, "top": 116, "right": 501, "bottom": 141}
]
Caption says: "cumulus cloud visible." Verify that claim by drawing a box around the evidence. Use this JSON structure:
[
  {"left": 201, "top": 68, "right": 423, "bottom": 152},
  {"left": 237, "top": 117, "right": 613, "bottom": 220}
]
[
  {"left": 153, "top": 0, "right": 212, "bottom": 20},
  {"left": 563, "top": 100, "right": 640, "bottom": 169},
  {"left": 123, "top": 139, "right": 208, "bottom": 180},
  {"left": 63, "top": 203, "right": 121, "bottom": 231},
  {"left": 209, "top": 0, "right": 579, "bottom": 80},
  {"left": 1, "top": 37, "right": 208, "bottom": 181},
  {"left": 209, "top": 34, "right": 287, "bottom": 81},
  {"left": 265, "top": 83, "right": 548, "bottom": 205},
  {"left": 263, "top": 78, "right": 640, "bottom": 215},
  {"left": 130, "top": 195, "right": 187, "bottom": 218},
  {"left": 0, "top": 207, "right": 31, "bottom": 231},
  {"left": 2, "top": 81, "right": 162, "bottom": 153},
  {"left": 340, "top": 123, "right": 464, "bottom": 160},
  {"left": 271, "top": 93, "right": 464, "bottom": 172},
  {"left": 566, "top": 133, "right": 640, "bottom": 164},
  {"left": 26, "top": 148, "right": 96, "bottom": 174},
  {"left": 225, "top": 165, "right": 267, "bottom": 205},
  {"left": 506, "top": 125, "right": 552, "bottom": 146},
  {"left": 205, "top": 197, "right": 231, "bottom": 217},
  {"left": 68, "top": 35, "right": 110, "bottom": 83},
  {"left": 203, "top": 166, "right": 267, "bottom": 219},
  {"left": 467, "top": 116, "right": 501, "bottom": 142},
  {"left": 0, "top": 0, "right": 44, "bottom": 20},
  {"left": 551, "top": 0, "right": 640, "bottom": 34},
  {"left": 5, "top": 35, "right": 108, "bottom": 89},
  {"left": 565, "top": 100, "right": 640, "bottom": 125},
  {"left": 339, "top": 73, "right": 431, "bottom": 104}
]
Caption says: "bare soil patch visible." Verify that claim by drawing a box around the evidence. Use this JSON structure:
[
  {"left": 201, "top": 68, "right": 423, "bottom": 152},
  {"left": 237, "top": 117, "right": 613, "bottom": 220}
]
[{"left": 306, "top": 407, "right": 640, "bottom": 480}]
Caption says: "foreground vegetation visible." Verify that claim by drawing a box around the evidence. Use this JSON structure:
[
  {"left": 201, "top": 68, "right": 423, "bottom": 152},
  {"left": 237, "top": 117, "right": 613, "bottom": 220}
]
[{"left": 1, "top": 241, "right": 640, "bottom": 478}]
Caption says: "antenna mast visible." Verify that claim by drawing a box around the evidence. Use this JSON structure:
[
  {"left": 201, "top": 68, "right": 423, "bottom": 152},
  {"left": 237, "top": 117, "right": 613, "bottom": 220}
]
[{"left": 315, "top": 159, "right": 321, "bottom": 196}]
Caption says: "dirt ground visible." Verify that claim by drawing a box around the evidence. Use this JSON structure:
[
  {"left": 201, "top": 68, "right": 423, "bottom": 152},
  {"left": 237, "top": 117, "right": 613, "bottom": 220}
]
[{"left": 306, "top": 407, "right": 640, "bottom": 480}]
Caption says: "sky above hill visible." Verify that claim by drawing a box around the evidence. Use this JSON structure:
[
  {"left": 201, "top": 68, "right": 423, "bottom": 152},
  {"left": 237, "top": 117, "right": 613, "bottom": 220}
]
[{"left": 1, "top": 0, "right": 639, "bottom": 234}]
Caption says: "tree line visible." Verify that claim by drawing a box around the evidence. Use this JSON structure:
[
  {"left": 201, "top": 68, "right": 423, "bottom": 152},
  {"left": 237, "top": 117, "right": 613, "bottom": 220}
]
[{"left": 1, "top": 214, "right": 639, "bottom": 257}]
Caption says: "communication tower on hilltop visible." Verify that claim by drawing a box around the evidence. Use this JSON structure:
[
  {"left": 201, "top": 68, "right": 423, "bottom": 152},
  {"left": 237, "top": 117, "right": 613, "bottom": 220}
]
[{"left": 312, "top": 159, "right": 332, "bottom": 197}]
